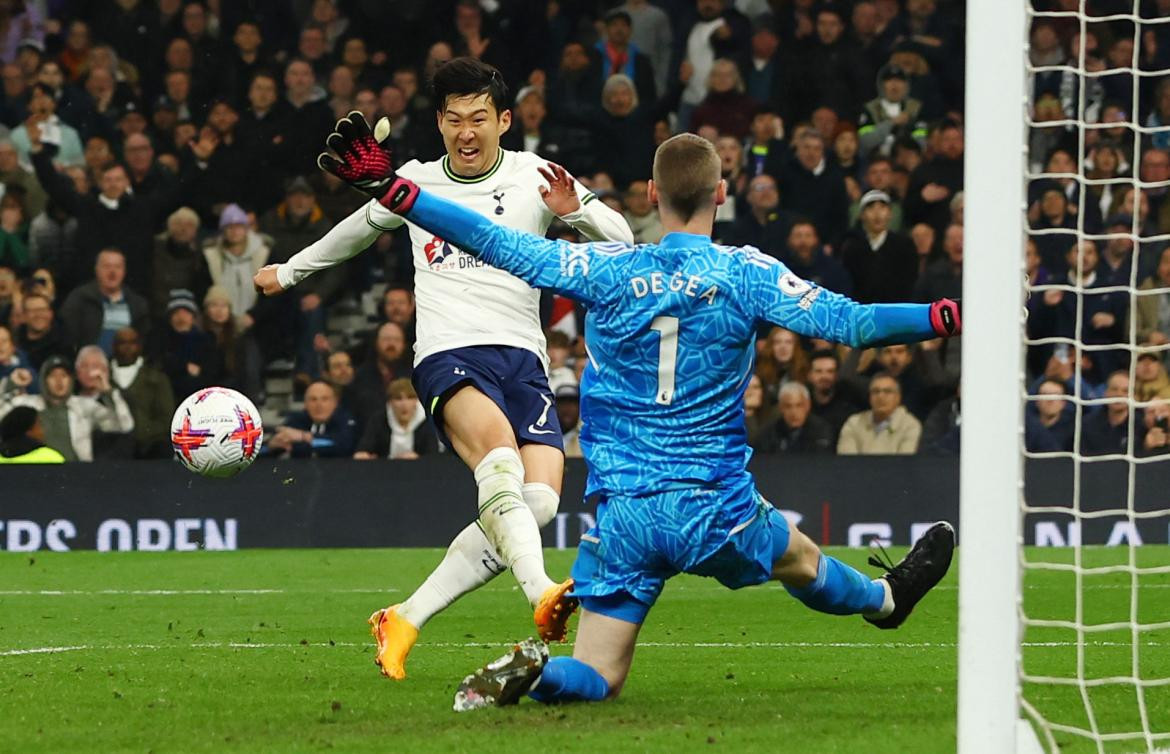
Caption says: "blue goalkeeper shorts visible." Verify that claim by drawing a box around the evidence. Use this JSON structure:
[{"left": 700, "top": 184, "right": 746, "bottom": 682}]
[{"left": 570, "top": 474, "right": 791, "bottom": 625}]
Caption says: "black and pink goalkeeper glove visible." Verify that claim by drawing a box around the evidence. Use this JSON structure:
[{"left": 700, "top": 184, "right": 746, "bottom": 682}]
[
  {"left": 929, "top": 298, "right": 962, "bottom": 337},
  {"left": 317, "top": 111, "right": 419, "bottom": 214}
]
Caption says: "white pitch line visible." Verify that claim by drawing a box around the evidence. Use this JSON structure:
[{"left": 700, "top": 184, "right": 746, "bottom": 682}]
[{"left": 3, "top": 639, "right": 1167, "bottom": 658}]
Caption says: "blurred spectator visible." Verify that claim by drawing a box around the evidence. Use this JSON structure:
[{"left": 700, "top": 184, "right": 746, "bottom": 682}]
[
  {"left": 0, "top": 321, "right": 34, "bottom": 388},
  {"left": 151, "top": 206, "right": 210, "bottom": 319},
  {"left": 914, "top": 223, "right": 962, "bottom": 302},
  {"left": 1139, "top": 399, "right": 1170, "bottom": 458},
  {"left": 12, "top": 83, "right": 84, "bottom": 167},
  {"left": 203, "top": 202, "right": 279, "bottom": 342},
  {"left": 556, "top": 382, "right": 582, "bottom": 458},
  {"left": 791, "top": 7, "right": 869, "bottom": 121},
  {"left": 123, "top": 132, "right": 176, "bottom": 198},
  {"left": 807, "top": 348, "right": 863, "bottom": 443},
  {"left": 754, "top": 381, "right": 834, "bottom": 454},
  {"left": 840, "top": 190, "right": 917, "bottom": 303},
  {"left": 678, "top": 0, "right": 750, "bottom": 129},
  {"left": 354, "top": 377, "right": 436, "bottom": 460},
  {"left": 872, "top": 343, "right": 943, "bottom": 421},
  {"left": 0, "top": 353, "right": 134, "bottom": 462},
  {"left": 755, "top": 326, "right": 806, "bottom": 401},
  {"left": 623, "top": 180, "right": 663, "bottom": 244},
  {"left": 218, "top": 20, "right": 267, "bottom": 107},
  {"left": 729, "top": 173, "right": 791, "bottom": 253},
  {"left": 1029, "top": 186, "right": 1078, "bottom": 274},
  {"left": 282, "top": 59, "right": 334, "bottom": 182},
  {"left": 837, "top": 372, "right": 921, "bottom": 454},
  {"left": 323, "top": 349, "right": 360, "bottom": 420},
  {"left": 156, "top": 288, "right": 220, "bottom": 398},
  {"left": 779, "top": 219, "right": 851, "bottom": 294},
  {"left": 743, "top": 108, "right": 786, "bottom": 178},
  {"left": 202, "top": 286, "right": 264, "bottom": 404},
  {"left": 14, "top": 290, "right": 66, "bottom": 369},
  {"left": 620, "top": 0, "right": 673, "bottom": 97},
  {"left": 327, "top": 64, "right": 356, "bottom": 120},
  {"left": 545, "top": 330, "right": 576, "bottom": 394},
  {"left": 1135, "top": 350, "right": 1170, "bottom": 402},
  {"left": 595, "top": 74, "right": 654, "bottom": 189},
  {"left": 59, "top": 248, "right": 150, "bottom": 355},
  {"left": 593, "top": 10, "right": 656, "bottom": 107},
  {"left": 236, "top": 71, "right": 291, "bottom": 213},
  {"left": 738, "top": 17, "right": 791, "bottom": 118},
  {"left": 380, "top": 284, "right": 417, "bottom": 350},
  {"left": 353, "top": 321, "right": 412, "bottom": 421},
  {"left": 0, "top": 137, "right": 45, "bottom": 219},
  {"left": 743, "top": 372, "right": 777, "bottom": 448},
  {"left": 919, "top": 385, "right": 960, "bottom": 454},
  {"left": 779, "top": 130, "right": 848, "bottom": 245},
  {"left": 0, "top": 261, "right": 12, "bottom": 321},
  {"left": 858, "top": 64, "right": 926, "bottom": 158},
  {"left": 850, "top": 157, "right": 902, "bottom": 228},
  {"left": 268, "top": 379, "right": 357, "bottom": 458},
  {"left": 450, "top": 0, "right": 512, "bottom": 86},
  {"left": 1080, "top": 371, "right": 1133, "bottom": 456},
  {"left": 904, "top": 120, "right": 963, "bottom": 234},
  {"left": 1137, "top": 246, "right": 1170, "bottom": 346},
  {"left": 110, "top": 325, "right": 173, "bottom": 459},
  {"left": 0, "top": 189, "right": 28, "bottom": 271},
  {"left": 691, "top": 59, "right": 756, "bottom": 140},
  {"left": 1025, "top": 378, "right": 1074, "bottom": 453},
  {"left": 0, "top": 404, "right": 64, "bottom": 463}
]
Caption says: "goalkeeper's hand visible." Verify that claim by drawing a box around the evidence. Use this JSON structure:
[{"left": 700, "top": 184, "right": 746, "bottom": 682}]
[
  {"left": 929, "top": 298, "right": 961, "bottom": 337},
  {"left": 317, "top": 111, "right": 419, "bottom": 214}
]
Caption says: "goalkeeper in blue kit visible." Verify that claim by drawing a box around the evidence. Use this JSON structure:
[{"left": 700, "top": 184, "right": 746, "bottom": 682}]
[{"left": 315, "top": 113, "right": 960, "bottom": 709}]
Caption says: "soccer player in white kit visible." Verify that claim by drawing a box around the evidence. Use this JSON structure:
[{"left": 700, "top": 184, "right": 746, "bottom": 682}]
[{"left": 254, "top": 59, "right": 633, "bottom": 679}]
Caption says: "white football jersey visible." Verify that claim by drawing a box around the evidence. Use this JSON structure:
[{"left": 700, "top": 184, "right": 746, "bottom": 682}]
[{"left": 278, "top": 149, "right": 633, "bottom": 367}]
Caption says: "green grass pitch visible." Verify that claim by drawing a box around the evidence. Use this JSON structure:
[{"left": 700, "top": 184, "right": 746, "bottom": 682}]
[{"left": 1, "top": 547, "right": 1167, "bottom": 753}]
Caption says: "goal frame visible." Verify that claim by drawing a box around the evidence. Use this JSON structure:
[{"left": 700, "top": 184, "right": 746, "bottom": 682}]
[{"left": 957, "top": 1, "right": 1029, "bottom": 752}]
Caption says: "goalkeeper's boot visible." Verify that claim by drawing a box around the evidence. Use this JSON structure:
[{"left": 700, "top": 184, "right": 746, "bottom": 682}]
[
  {"left": 864, "top": 521, "right": 955, "bottom": 630},
  {"left": 534, "top": 578, "right": 578, "bottom": 642},
  {"left": 368, "top": 605, "right": 418, "bottom": 680},
  {"left": 453, "top": 638, "right": 548, "bottom": 712}
]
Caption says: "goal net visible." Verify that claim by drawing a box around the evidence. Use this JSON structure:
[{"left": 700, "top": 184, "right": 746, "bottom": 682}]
[{"left": 962, "top": 1, "right": 1170, "bottom": 752}]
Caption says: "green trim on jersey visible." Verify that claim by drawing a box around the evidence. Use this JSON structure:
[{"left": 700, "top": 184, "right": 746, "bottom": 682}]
[
  {"left": 365, "top": 203, "right": 397, "bottom": 232},
  {"left": 441, "top": 149, "right": 505, "bottom": 184},
  {"left": 582, "top": 192, "right": 598, "bottom": 205}
]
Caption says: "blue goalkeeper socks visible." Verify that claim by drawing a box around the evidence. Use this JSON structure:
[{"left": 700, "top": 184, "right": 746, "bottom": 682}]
[
  {"left": 785, "top": 554, "right": 887, "bottom": 616},
  {"left": 528, "top": 657, "right": 609, "bottom": 704}
]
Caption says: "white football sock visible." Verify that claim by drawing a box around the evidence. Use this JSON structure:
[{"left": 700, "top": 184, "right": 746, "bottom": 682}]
[
  {"left": 475, "top": 446, "right": 555, "bottom": 606},
  {"left": 395, "top": 483, "right": 562, "bottom": 629},
  {"left": 862, "top": 579, "right": 895, "bottom": 620}
]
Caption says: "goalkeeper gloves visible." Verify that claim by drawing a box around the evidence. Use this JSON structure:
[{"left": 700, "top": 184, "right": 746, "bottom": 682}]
[
  {"left": 317, "top": 111, "right": 419, "bottom": 214},
  {"left": 929, "top": 298, "right": 962, "bottom": 337}
]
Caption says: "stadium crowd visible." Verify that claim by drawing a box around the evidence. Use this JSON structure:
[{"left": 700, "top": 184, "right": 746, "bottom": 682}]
[{"left": 0, "top": 0, "right": 1168, "bottom": 464}]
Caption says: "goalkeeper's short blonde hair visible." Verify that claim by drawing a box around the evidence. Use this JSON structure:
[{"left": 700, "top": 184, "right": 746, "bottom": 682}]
[{"left": 652, "top": 133, "right": 720, "bottom": 223}]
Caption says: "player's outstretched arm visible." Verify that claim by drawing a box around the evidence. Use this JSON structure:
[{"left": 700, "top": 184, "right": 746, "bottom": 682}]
[
  {"left": 740, "top": 250, "right": 960, "bottom": 347},
  {"left": 317, "top": 112, "right": 629, "bottom": 306}
]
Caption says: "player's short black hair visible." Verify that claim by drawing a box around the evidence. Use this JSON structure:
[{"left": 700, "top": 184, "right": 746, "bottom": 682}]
[{"left": 430, "top": 57, "right": 509, "bottom": 116}]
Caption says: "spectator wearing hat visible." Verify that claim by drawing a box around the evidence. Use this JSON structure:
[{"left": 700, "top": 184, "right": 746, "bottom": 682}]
[
  {"left": 905, "top": 120, "right": 965, "bottom": 235},
  {"left": 260, "top": 176, "right": 337, "bottom": 381},
  {"left": 353, "top": 378, "right": 438, "bottom": 460},
  {"left": 592, "top": 10, "right": 657, "bottom": 108},
  {"left": 778, "top": 129, "right": 849, "bottom": 245},
  {"left": 151, "top": 206, "right": 210, "bottom": 320},
  {"left": 839, "top": 189, "right": 918, "bottom": 303},
  {"left": 556, "top": 381, "right": 583, "bottom": 458},
  {"left": 857, "top": 63, "right": 927, "bottom": 158},
  {"left": 0, "top": 353, "right": 133, "bottom": 462},
  {"left": 0, "top": 404, "right": 63, "bottom": 463},
  {"left": 268, "top": 380, "right": 357, "bottom": 459},
  {"left": 110, "top": 325, "right": 174, "bottom": 459},
  {"left": 59, "top": 248, "right": 151, "bottom": 355},
  {"left": 156, "top": 288, "right": 221, "bottom": 398},
  {"left": 12, "top": 83, "right": 84, "bottom": 168},
  {"left": 203, "top": 203, "right": 279, "bottom": 342}
]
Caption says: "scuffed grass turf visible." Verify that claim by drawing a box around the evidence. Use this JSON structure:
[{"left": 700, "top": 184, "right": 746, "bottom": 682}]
[{"left": 1, "top": 547, "right": 1167, "bottom": 753}]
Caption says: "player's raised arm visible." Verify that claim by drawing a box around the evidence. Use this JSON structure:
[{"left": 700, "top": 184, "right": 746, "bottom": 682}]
[
  {"left": 316, "top": 112, "right": 630, "bottom": 306},
  {"left": 537, "top": 161, "right": 634, "bottom": 244},
  {"left": 738, "top": 249, "right": 960, "bottom": 347}
]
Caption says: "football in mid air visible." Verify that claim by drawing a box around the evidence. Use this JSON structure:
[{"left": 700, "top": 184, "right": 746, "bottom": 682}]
[{"left": 170, "top": 387, "right": 263, "bottom": 479}]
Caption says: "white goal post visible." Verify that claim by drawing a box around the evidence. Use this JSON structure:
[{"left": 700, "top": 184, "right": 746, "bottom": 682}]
[{"left": 958, "top": 1, "right": 1029, "bottom": 753}]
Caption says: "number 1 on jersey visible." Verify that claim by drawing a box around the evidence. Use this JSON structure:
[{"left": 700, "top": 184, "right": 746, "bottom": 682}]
[{"left": 650, "top": 316, "right": 679, "bottom": 405}]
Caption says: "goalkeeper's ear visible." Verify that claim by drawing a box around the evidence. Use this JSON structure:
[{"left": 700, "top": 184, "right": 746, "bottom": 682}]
[{"left": 373, "top": 117, "right": 391, "bottom": 144}]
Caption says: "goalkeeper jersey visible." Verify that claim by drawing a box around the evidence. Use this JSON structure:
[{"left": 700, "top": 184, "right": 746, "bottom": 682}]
[
  {"left": 406, "top": 191, "right": 943, "bottom": 499},
  {"left": 276, "top": 149, "right": 633, "bottom": 366}
]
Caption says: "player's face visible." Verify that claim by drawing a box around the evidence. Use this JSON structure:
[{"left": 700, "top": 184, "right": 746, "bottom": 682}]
[
  {"left": 437, "top": 94, "right": 511, "bottom": 176},
  {"left": 780, "top": 392, "right": 810, "bottom": 428}
]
